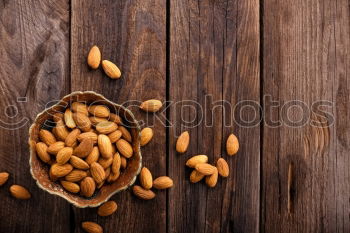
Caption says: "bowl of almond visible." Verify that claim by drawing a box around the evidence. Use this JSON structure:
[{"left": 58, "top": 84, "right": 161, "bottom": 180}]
[{"left": 28, "top": 91, "right": 141, "bottom": 207}]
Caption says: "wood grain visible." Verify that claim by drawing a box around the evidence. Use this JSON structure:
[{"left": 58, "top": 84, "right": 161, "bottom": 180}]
[
  {"left": 262, "top": 0, "right": 350, "bottom": 232},
  {"left": 0, "top": 0, "right": 71, "bottom": 232},
  {"left": 168, "top": 0, "right": 260, "bottom": 232},
  {"left": 71, "top": 0, "right": 166, "bottom": 232}
]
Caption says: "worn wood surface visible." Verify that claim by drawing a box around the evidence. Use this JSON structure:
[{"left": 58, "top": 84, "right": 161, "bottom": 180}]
[{"left": 0, "top": 0, "right": 349, "bottom": 232}]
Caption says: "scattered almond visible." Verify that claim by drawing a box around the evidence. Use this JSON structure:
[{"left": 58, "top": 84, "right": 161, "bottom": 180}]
[
  {"left": 195, "top": 163, "right": 217, "bottom": 175},
  {"left": 97, "top": 201, "right": 118, "bottom": 217},
  {"left": 186, "top": 155, "right": 208, "bottom": 168},
  {"left": 205, "top": 168, "right": 218, "bottom": 188},
  {"left": 176, "top": 131, "right": 189, "bottom": 153},
  {"left": 132, "top": 185, "right": 155, "bottom": 200},
  {"left": 216, "top": 158, "right": 229, "bottom": 177},
  {"left": 9, "top": 185, "right": 31, "bottom": 200},
  {"left": 140, "top": 167, "right": 152, "bottom": 189},
  {"left": 102, "top": 60, "right": 121, "bottom": 79},
  {"left": 87, "top": 45, "right": 101, "bottom": 69},
  {"left": 189, "top": 170, "right": 205, "bottom": 183},
  {"left": 226, "top": 133, "right": 239, "bottom": 156},
  {"left": 140, "top": 128, "right": 153, "bottom": 146},
  {"left": 140, "top": 99, "right": 162, "bottom": 112},
  {"left": 153, "top": 176, "right": 173, "bottom": 189},
  {"left": 0, "top": 172, "right": 9, "bottom": 186},
  {"left": 81, "top": 221, "right": 103, "bottom": 233}
]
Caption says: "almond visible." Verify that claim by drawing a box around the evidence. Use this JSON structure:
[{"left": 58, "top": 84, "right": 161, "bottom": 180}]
[
  {"left": 140, "top": 167, "right": 152, "bottom": 189},
  {"left": 153, "top": 176, "right": 173, "bottom": 189},
  {"left": 98, "top": 135, "right": 113, "bottom": 158},
  {"left": 189, "top": 170, "right": 205, "bottom": 183},
  {"left": 176, "top": 131, "right": 190, "bottom": 153},
  {"left": 87, "top": 45, "right": 101, "bottom": 69},
  {"left": 81, "top": 221, "right": 103, "bottom": 233},
  {"left": 61, "top": 180, "right": 80, "bottom": 193},
  {"left": 50, "top": 163, "right": 73, "bottom": 177},
  {"left": 140, "top": 128, "right": 153, "bottom": 146},
  {"left": 70, "top": 156, "right": 90, "bottom": 170},
  {"left": 53, "top": 113, "right": 64, "bottom": 122},
  {"left": 73, "top": 112, "right": 92, "bottom": 132},
  {"left": 35, "top": 142, "right": 51, "bottom": 163},
  {"left": 104, "top": 167, "right": 111, "bottom": 178},
  {"left": 186, "top": 155, "right": 208, "bottom": 168},
  {"left": 56, "top": 147, "right": 73, "bottom": 165},
  {"left": 65, "top": 169, "right": 87, "bottom": 182},
  {"left": 71, "top": 102, "right": 89, "bottom": 115},
  {"left": 74, "top": 138, "right": 94, "bottom": 158},
  {"left": 216, "top": 158, "right": 229, "bottom": 177},
  {"left": 116, "top": 139, "right": 133, "bottom": 158},
  {"left": 89, "top": 116, "right": 108, "bottom": 125},
  {"left": 0, "top": 172, "right": 9, "bottom": 186},
  {"left": 108, "top": 130, "right": 122, "bottom": 143},
  {"left": 65, "top": 128, "right": 81, "bottom": 147},
  {"left": 64, "top": 108, "right": 76, "bottom": 128},
  {"left": 205, "top": 168, "right": 218, "bottom": 188},
  {"left": 111, "top": 153, "right": 121, "bottom": 174},
  {"left": 9, "top": 185, "right": 31, "bottom": 200},
  {"left": 47, "top": 141, "right": 65, "bottom": 154},
  {"left": 226, "top": 133, "right": 239, "bottom": 156},
  {"left": 39, "top": 129, "right": 56, "bottom": 145},
  {"left": 78, "top": 132, "right": 98, "bottom": 143},
  {"left": 140, "top": 99, "right": 162, "bottom": 112},
  {"left": 96, "top": 121, "right": 118, "bottom": 134},
  {"left": 97, "top": 201, "right": 118, "bottom": 217},
  {"left": 98, "top": 157, "right": 113, "bottom": 169},
  {"left": 195, "top": 163, "right": 217, "bottom": 175},
  {"left": 120, "top": 156, "right": 127, "bottom": 169},
  {"left": 109, "top": 113, "right": 122, "bottom": 125},
  {"left": 88, "top": 105, "right": 110, "bottom": 118},
  {"left": 53, "top": 120, "right": 70, "bottom": 141},
  {"left": 80, "top": 177, "right": 96, "bottom": 197},
  {"left": 102, "top": 60, "right": 121, "bottom": 79},
  {"left": 132, "top": 185, "right": 155, "bottom": 200},
  {"left": 90, "top": 162, "right": 106, "bottom": 184},
  {"left": 107, "top": 170, "right": 120, "bottom": 183},
  {"left": 85, "top": 146, "right": 100, "bottom": 165},
  {"left": 118, "top": 125, "right": 132, "bottom": 142}
]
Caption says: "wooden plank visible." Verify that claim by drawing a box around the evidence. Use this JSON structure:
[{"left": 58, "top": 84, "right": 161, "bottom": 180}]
[
  {"left": 262, "top": 0, "right": 350, "bottom": 232},
  {"left": 0, "top": 0, "right": 71, "bottom": 232},
  {"left": 71, "top": 0, "right": 166, "bottom": 232},
  {"left": 168, "top": 0, "right": 260, "bottom": 232}
]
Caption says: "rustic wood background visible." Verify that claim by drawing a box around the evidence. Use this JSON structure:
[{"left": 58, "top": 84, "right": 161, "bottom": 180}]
[{"left": 0, "top": 0, "right": 349, "bottom": 232}]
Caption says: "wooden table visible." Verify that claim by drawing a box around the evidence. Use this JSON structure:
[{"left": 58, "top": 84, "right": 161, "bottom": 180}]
[{"left": 0, "top": 0, "right": 349, "bottom": 232}]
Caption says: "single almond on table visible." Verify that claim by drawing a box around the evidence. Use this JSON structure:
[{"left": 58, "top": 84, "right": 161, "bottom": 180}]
[
  {"left": 73, "top": 112, "right": 92, "bottom": 132},
  {"left": 189, "top": 170, "right": 205, "bottom": 183},
  {"left": 205, "top": 168, "right": 218, "bottom": 188},
  {"left": 98, "top": 134, "right": 113, "bottom": 158},
  {"left": 132, "top": 185, "right": 155, "bottom": 200},
  {"left": 9, "top": 185, "right": 31, "bottom": 200},
  {"left": 64, "top": 108, "right": 76, "bottom": 128},
  {"left": 195, "top": 163, "right": 217, "bottom": 175},
  {"left": 56, "top": 147, "right": 73, "bottom": 165},
  {"left": 118, "top": 125, "right": 132, "bottom": 142},
  {"left": 216, "top": 158, "right": 229, "bottom": 177},
  {"left": 85, "top": 146, "right": 100, "bottom": 165},
  {"left": 61, "top": 180, "right": 80, "bottom": 193},
  {"left": 116, "top": 139, "right": 133, "bottom": 158},
  {"left": 50, "top": 163, "right": 73, "bottom": 178},
  {"left": 153, "top": 176, "right": 173, "bottom": 189},
  {"left": 90, "top": 162, "right": 106, "bottom": 184},
  {"left": 111, "top": 153, "right": 121, "bottom": 174},
  {"left": 98, "top": 157, "right": 113, "bottom": 169},
  {"left": 176, "top": 131, "right": 190, "bottom": 153},
  {"left": 0, "top": 172, "right": 9, "bottom": 186},
  {"left": 97, "top": 200, "right": 118, "bottom": 217},
  {"left": 140, "top": 99, "right": 162, "bottom": 113},
  {"left": 109, "top": 113, "right": 122, "bottom": 125},
  {"left": 186, "top": 155, "right": 208, "bottom": 168},
  {"left": 74, "top": 138, "right": 94, "bottom": 158},
  {"left": 78, "top": 132, "right": 98, "bottom": 143},
  {"left": 108, "top": 130, "right": 122, "bottom": 143},
  {"left": 70, "top": 156, "right": 90, "bottom": 170},
  {"left": 140, "top": 127, "right": 153, "bottom": 146},
  {"left": 96, "top": 121, "right": 118, "bottom": 134},
  {"left": 47, "top": 141, "right": 65, "bottom": 154},
  {"left": 82, "top": 221, "right": 103, "bottom": 233},
  {"left": 102, "top": 60, "right": 121, "bottom": 79},
  {"left": 39, "top": 129, "right": 57, "bottom": 146},
  {"left": 65, "top": 169, "right": 87, "bottom": 182},
  {"left": 80, "top": 177, "right": 96, "bottom": 197},
  {"left": 87, "top": 45, "right": 101, "bottom": 69},
  {"left": 140, "top": 167, "right": 153, "bottom": 189},
  {"left": 71, "top": 102, "right": 89, "bottom": 115},
  {"left": 226, "top": 133, "right": 239, "bottom": 156},
  {"left": 35, "top": 142, "right": 51, "bottom": 163},
  {"left": 88, "top": 105, "right": 110, "bottom": 118},
  {"left": 65, "top": 128, "right": 81, "bottom": 147}
]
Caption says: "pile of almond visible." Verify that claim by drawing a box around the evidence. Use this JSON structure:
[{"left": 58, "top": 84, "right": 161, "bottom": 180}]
[{"left": 35, "top": 102, "right": 133, "bottom": 197}]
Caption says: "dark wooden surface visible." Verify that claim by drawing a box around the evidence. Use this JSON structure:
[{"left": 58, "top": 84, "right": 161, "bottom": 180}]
[{"left": 0, "top": 0, "right": 349, "bottom": 232}]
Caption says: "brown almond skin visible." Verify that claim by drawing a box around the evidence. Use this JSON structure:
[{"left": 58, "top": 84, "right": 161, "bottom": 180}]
[
  {"left": 9, "top": 185, "right": 31, "bottom": 200},
  {"left": 189, "top": 170, "right": 205, "bottom": 183},
  {"left": 111, "top": 153, "right": 121, "bottom": 174},
  {"left": 140, "top": 127, "right": 153, "bottom": 146},
  {"left": 98, "top": 157, "right": 113, "bottom": 169},
  {"left": 153, "top": 176, "right": 173, "bottom": 189},
  {"left": 82, "top": 221, "right": 103, "bottom": 233},
  {"left": 88, "top": 105, "right": 110, "bottom": 118},
  {"left": 47, "top": 141, "right": 65, "bottom": 155},
  {"left": 53, "top": 120, "right": 70, "bottom": 141},
  {"left": 0, "top": 172, "right": 9, "bottom": 186},
  {"left": 96, "top": 121, "right": 118, "bottom": 134},
  {"left": 90, "top": 162, "right": 106, "bottom": 184},
  {"left": 97, "top": 201, "right": 118, "bottom": 217},
  {"left": 226, "top": 133, "right": 239, "bottom": 156},
  {"left": 64, "top": 108, "right": 76, "bottom": 128},
  {"left": 195, "top": 163, "right": 217, "bottom": 175},
  {"left": 65, "top": 128, "right": 81, "bottom": 147},
  {"left": 185, "top": 155, "right": 208, "bottom": 168},
  {"left": 74, "top": 138, "right": 94, "bottom": 158},
  {"left": 61, "top": 180, "right": 80, "bottom": 193},
  {"left": 78, "top": 132, "right": 98, "bottom": 143},
  {"left": 71, "top": 102, "right": 89, "bottom": 115},
  {"left": 120, "top": 156, "right": 127, "bottom": 169},
  {"left": 50, "top": 163, "right": 73, "bottom": 178},
  {"left": 176, "top": 131, "right": 190, "bottom": 153},
  {"left": 140, "top": 99, "right": 162, "bottom": 112},
  {"left": 107, "top": 170, "right": 120, "bottom": 183},
  {"left": 73, "top": 112, "right": 92, "bottom": 132},
  {"left": 56, "top": 147, "right": 73, "bottom": 165},
  {"left": 108, "top": 130, "right": 122, "bottom": 143},
  {"left": 80, "top": 177, "right": 96, "bottom": 198},
  {"left": 118, "top": 126, "right": 132, "bottom": 142},
  {"left": 65, "top": 169, "right": 87, "bottom": 182},
  {"left": 116, "top": 139, "right": 133, "bottom": 158},
  {"left": 132, "top": 185, "right": 155, "bottom": 200},
  {"left": 35, "top": 142, "right": 51, "bottom": 163},
  {"left": 98, "top": 135, "right": 113, "bottom": 158},
  {"left": 87, "top": 45, "right": 101, "bottom": 69},
  {"left": 89, "top": 116, "right": 108, "bottom": 126},
  {"left": 109, "top": 113, "right": 122, "bottom": 125},
  {"left": 70, "top": 156, "right": 90, "bottom": 170},
  {"left": 140, "top": 167, "right": 153, "bottom": 189},
  {"left": 216, "top": 158, "right": 229, "bottom": 177},
  {"left": 85, "top": 146, "right": 100, "bottom": 165},
  {"left": 205, "top": 168, "right": 218, "bottom": 188},
  {"left": 39, "top": 129, "right": 57, "bottom": 146},
  {"left": 102, "top": 60, "right": 121, "bottom": 79}
]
